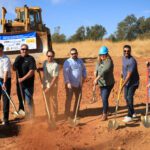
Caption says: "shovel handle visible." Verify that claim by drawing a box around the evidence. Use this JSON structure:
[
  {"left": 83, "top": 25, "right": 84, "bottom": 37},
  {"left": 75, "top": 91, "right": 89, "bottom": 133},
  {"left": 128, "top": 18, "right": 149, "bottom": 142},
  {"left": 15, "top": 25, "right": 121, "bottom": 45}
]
[
  {"left": 74, "top": 92, "right": 82, "bottom": 120},
  {"left": 16, "top": 71, "right": 25, "bottom": 107},
  {"left": 92, "top": 84, "right": 96, "bottom": 97},
  {"left": 114, "top": 76, "right": 123, "bottom": 115},
  {"left": 37, "top": 70, "right": 52, "bottom": 121},
  {"left": 3, "top": 90, "right": 18, "bottom": 114},
  {"left": 116, "top": 76, "right": 123, "bottom": 102},
  {"left": 0, "top": 81, "right": 18, "bottom": 114}
]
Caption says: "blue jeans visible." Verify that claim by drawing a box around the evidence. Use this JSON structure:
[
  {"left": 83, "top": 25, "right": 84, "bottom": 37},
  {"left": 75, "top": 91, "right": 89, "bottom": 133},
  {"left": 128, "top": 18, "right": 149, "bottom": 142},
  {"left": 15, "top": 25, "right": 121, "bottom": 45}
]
[
  {"left": 17, "top": 84, "right": 34, "bottom": 115},
  {"left": 124, "top": 85, "right": 138, "bottom": 117},
  {"left": 0, "top": 78, "right": 11, "bottom": 122},
  {"left": 100, "top": 85, "right": 114, "bottom": 114}
]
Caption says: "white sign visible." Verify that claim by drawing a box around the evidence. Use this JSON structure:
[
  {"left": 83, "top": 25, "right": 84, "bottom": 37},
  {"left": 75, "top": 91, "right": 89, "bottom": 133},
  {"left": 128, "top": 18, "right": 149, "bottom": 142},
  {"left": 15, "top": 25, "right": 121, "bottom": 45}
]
[{"left": 0, "top": 32, "right": 37, "bottom": 51}]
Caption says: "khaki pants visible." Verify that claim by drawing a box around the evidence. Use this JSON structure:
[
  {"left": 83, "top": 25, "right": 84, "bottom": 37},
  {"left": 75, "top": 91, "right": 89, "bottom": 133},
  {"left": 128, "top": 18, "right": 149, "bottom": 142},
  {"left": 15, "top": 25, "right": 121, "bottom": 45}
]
[{"left": 45, "top": 84, "right": 58, "bottom": 120}]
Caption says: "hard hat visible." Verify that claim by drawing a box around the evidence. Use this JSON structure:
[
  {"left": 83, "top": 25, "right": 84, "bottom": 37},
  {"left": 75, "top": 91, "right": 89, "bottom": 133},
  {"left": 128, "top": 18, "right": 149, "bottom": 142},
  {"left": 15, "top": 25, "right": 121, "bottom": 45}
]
[{"left": 99, "top": 46, "right": 108, "bottom": 55}]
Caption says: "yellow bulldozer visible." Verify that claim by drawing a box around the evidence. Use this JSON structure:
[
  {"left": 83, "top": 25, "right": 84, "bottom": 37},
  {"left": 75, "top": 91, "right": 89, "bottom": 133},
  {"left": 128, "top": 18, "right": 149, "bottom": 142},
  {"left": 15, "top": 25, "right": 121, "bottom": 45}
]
[{"left": 0, "top": 5, "right": 52, "bottom": 54}]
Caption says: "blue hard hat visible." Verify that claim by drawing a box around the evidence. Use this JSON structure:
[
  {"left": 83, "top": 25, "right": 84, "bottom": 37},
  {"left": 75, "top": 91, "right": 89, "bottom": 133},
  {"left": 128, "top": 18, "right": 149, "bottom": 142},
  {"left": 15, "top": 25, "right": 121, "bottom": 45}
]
[{"left": 99, "top": 46, "right": 108, "bottom": 55}]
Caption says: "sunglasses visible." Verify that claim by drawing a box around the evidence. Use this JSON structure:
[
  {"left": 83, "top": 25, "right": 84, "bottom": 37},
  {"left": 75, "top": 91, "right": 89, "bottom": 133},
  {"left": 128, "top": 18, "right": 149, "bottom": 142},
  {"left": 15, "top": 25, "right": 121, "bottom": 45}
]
[
  {"left": 124, "top": 50, "right": 130, "bottom": 53},
  {"left": 71, "top": 53, "right": 77, "bottom": 55},
  {"left": 21, "top": 48, "right": 28, "bottom": 51},
  {"left": 47, "top": 55, "right": 54, "bottom": 57}
]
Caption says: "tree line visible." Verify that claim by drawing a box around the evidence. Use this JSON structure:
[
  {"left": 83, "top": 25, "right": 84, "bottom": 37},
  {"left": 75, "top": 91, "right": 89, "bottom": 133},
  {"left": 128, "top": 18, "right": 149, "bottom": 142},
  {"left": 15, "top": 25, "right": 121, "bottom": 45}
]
[{"left": 51, "top": 14, "right": 150, "bottom": 43}]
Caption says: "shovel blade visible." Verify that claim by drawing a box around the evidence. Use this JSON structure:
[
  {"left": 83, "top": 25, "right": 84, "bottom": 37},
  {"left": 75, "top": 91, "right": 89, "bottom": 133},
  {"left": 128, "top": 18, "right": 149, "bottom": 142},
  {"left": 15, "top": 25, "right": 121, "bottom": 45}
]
[
  {"left": 108, "top": 120, "right": 119, "bottom": 130},
  {"left": 13, "top": 111, "right": 26, "bottom": 119},
  {"left": 48, "top": 120, "right": 56, "bottom": 129},
  {"left": 13, "top": 111, "right": 20, "bottom": 118},
  {"left": 141, "top": 116, "right": 150, "bottom": 128},
  {"left": 18, "top": 109, "right": 26, "bottom": 116},
  {"left": 68, "top": 117, "right": 80, "bottom": 127},
  {"left": 89, "top": 96, "right": 97, "bottom": 104}
]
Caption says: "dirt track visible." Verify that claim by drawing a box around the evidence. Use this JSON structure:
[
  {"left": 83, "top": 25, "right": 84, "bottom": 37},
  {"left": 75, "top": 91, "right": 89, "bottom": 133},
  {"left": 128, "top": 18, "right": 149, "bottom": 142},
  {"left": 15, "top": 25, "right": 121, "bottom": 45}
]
[{"left": 0, "top": 56, "right": 150, "bottom": 150}]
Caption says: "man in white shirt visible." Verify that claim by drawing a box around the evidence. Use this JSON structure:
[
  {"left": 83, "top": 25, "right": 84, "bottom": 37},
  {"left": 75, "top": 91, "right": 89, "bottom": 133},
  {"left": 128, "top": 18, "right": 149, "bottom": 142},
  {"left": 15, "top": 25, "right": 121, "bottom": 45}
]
[{"left": 0, "top": 43, "right": 11, "bottom": 125}]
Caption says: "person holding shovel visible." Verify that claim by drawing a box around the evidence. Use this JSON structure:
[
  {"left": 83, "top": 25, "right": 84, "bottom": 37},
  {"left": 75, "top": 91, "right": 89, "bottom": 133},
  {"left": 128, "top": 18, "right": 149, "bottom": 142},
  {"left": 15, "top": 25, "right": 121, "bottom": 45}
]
[
  {"left": 121, "top": 45, "right": 139, "bottom": 123},
  {"left": 40, "top": 50, "right": 59, "bottom": 122},
  {"left": 146, "top": 62, "right": 150, "bottom": 88},
  {"left": 63, "top": 48, "right": 87, "bottom": 119},
  {"left": 13, "top": 44, "right": 36, "bottom": 118},
  {"left": 0, "top": 43, "right": 11, "bottom": 125},
  {"left": 93, "top": 46, "right": 115, "bottom": 121}
]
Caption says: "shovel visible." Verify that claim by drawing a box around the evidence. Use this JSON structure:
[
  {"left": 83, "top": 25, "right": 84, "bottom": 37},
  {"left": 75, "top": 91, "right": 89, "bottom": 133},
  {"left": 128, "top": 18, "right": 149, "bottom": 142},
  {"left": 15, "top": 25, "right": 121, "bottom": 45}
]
[
  {"left": 89, "top": 84, "right": 97, "bottom": 104},
  {"left": 108, "top": 75, "right": 123, "bottom": 130},
  {"left": 141, "top": 62, "right": 150, "bottom": 128},
  {"left": 69, "top": 92, "right": 82, "bottom": 127},
  {"left": 37, "top": 70, "right": 56, "bottom": 128},
  {"left": 0, "top": 82, "right": 20, "bottom": 118},
  {"left": 16, "top": 71, "right": 26, "bottom": 117}
]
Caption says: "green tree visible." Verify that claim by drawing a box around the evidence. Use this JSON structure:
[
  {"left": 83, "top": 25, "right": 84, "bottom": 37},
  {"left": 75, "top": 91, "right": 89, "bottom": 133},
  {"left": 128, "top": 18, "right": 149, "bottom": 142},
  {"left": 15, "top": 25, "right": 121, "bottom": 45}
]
[
  {"left": 52, "top": 33, "right": 66, "bottom": 43},
  {"left": 86, "top": 24, "right": 106, "bottom": 40},
  {"left": 68, "top": 26, "right": 86, "bottom": 42},
  {"left": 116, "top": 14, "right": 138, "bottom": 40},
  {"left": 108, "top": 34, "right": 117, "bottom": 42}
]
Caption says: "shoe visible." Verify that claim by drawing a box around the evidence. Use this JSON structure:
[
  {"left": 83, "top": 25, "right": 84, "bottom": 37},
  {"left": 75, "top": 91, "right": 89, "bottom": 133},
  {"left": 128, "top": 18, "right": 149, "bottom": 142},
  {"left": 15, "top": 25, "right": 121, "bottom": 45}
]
[
  {"left": 2, "top": 121, "right": 9, "bottom": 126},
  {"left": 18, "top": 109, "right": 26, "bottom": 117},
  {"left": 101, "top": 114, "right": 107, "bottom": 121},
  {"left": 124, "top": 116, "right": 129, "bottom": 119},
  {"left": 132, "top": 113, "right": 137, "bottom": 118},
  {"left": 122, "top": 116, "right": 132, "bottom": 123},
  {"left": 124, "top": 114, "right": 137, "bottom": 118}
]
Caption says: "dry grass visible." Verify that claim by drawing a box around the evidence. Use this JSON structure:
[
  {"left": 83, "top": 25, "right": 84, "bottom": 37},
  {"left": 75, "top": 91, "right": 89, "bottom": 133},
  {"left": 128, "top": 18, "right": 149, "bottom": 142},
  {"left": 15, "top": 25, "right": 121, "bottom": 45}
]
[{"left": 38, "top": 39, "right": 150, "bottom": 61}]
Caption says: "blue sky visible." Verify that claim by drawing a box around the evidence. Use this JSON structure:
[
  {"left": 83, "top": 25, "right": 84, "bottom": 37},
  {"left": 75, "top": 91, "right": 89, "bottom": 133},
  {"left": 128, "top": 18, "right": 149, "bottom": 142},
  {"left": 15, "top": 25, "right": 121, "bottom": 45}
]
[{"left": 0, "top": 0, "right": 150, "bottom": 37}]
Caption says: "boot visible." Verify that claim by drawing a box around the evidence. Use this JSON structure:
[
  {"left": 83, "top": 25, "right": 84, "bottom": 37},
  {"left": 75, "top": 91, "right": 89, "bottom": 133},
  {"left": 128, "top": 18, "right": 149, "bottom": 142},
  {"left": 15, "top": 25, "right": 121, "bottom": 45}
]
[{"left": 101, "top": 113, "right": 107, "bottom": 121}]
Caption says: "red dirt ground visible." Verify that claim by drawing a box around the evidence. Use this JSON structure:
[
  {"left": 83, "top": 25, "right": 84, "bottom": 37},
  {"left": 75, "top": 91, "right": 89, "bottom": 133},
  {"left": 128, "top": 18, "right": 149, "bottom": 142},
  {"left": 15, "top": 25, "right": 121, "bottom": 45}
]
[{"left": 0, "top": 56, "right": 150, "bottom": 150}]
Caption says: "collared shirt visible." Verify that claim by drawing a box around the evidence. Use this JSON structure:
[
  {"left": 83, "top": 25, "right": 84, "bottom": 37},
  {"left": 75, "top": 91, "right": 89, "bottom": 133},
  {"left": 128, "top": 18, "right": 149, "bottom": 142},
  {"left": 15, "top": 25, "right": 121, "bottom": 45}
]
[
  {"left": 63, "top": 58, "right": 87, "bottom": 87},
  {"left": 0, "top": 54, "right": 11, "bottom": 79},
  {"left": 43, "top": 60, "right": 59, "bottom": 88},
  {"left": 122, "top": 56, "right": 139, "bottom": 86}
]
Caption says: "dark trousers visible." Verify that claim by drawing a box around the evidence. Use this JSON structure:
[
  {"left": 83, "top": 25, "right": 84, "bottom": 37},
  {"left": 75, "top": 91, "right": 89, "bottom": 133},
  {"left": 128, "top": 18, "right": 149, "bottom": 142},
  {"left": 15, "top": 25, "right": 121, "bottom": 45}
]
[
  {"left": 124, "top": 85, "right": 138, "bottom": 117},
  {"left": 100, "top": 85, "right": 114, "bottom": 114},
  {"left": 0, "top": 78, "right": 11, "bottom": 122},
  {"left": 65, "top": 85, "right": 82, "bottom": 117},
  {"left": 17, "top": 83, "right": 34, "bottom": 115}
]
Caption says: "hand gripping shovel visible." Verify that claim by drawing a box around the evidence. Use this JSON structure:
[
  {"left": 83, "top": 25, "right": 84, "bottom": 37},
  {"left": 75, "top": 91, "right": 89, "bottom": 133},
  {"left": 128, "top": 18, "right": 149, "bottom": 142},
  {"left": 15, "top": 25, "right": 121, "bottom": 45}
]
[
  {"left": 69, "top": 92, "right": 82, "bottom": 127},
  {"left": 37, "top": 70, "right": 56, "bottom": 128},
  {"left": 0, "top": 82, "right": 20, "bottom": 118},
  {"left": 141, "top": 62, "right": 150, "bottom": 128},
  {"left": 108, "top": 75, "right": 123, "bottom": 130}
]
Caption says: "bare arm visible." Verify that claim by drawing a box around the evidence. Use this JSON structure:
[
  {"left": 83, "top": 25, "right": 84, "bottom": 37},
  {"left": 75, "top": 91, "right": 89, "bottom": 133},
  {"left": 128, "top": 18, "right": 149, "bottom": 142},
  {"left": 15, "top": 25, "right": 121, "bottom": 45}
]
[
  {"left": 49, "top": 76, "right": 58, "bottom": 88},
  {"left": 120, "top": 72, "right": 132, "bottom": 91},
  {"left": 19, "top": 70, "right": 34, "bottom": 83},
  {"left": 3, "top": 71, "right": 8, "bottom": 84}
]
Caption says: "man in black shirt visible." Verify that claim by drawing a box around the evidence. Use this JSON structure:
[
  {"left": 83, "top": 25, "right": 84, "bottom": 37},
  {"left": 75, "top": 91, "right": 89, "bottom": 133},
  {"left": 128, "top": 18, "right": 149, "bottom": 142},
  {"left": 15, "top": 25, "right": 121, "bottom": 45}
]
[{"left": 13, "top": 44, "right": 36, "bottom": 117}]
